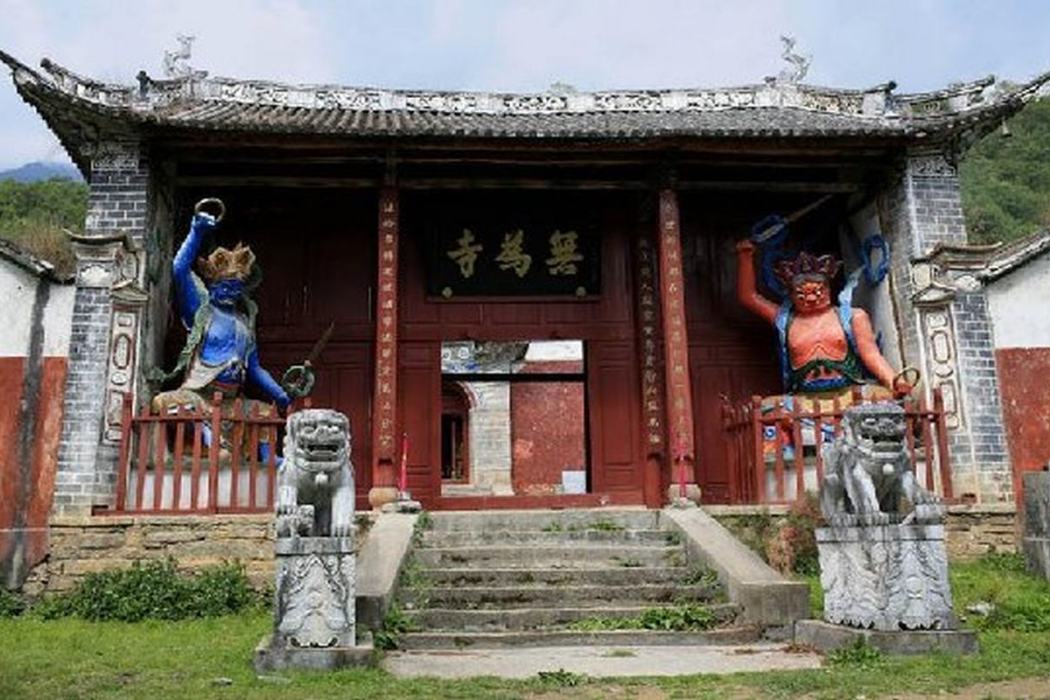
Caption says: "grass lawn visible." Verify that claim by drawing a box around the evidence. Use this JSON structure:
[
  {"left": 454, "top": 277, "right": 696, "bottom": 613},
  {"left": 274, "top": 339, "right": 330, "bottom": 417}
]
[{"left": 2, "top": 556, "right": 1049, "bottom": 700}]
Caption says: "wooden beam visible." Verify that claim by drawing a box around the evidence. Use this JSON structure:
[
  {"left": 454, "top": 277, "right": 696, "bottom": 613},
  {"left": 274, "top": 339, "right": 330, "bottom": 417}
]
[{"left": 175, "top": 174, "right": 863, "bottom": 192}]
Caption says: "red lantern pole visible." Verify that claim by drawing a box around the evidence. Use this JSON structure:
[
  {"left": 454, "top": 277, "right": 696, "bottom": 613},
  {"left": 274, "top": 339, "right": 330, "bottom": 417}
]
[
  {"left": 398, "top": 432, "right": 409, "bottom": 496},
  {"left": 676, "top": 435, "right": 687, "bottom": 499}
]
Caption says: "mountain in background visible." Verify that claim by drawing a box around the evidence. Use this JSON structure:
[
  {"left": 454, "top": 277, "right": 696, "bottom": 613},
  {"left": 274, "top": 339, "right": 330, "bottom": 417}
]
[{"left": 0, "top": 161, "right": 83, "bottom": 183}]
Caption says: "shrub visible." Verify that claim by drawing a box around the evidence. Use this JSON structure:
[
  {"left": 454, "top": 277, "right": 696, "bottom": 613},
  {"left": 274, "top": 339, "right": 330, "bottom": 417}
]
[
  {"left": 0, "top": 587, "right": 26, "bottom": 618},
  {"left": 765, "top": 493, "right": 822, "bottom": 575},
  {"left": 33, "top": 559, "right": 261, "bottom": 622}
]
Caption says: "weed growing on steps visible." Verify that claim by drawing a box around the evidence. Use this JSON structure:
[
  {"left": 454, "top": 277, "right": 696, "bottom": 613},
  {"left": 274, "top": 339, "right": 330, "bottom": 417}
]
[
  {"left": 541, "top": 522, "right": 563, "bottom": 533},
  {"left": 587, "top": 519, "right": 624, "bottom": 532},
  {"left": 612, "top": 556, "right": 643, "bottom": 568},
  {"left": 681, "top": 565, "right": 721, "bottom": 588},
  {"left": 374, "top": 602, "right": 420, "bottom": 651},
  {"left": 568, "top": 603, "right": 717, "bottom": 632}
]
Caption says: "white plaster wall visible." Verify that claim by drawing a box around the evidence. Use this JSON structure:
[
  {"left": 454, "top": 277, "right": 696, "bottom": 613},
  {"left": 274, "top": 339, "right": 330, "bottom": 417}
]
[
  {"left": 988, "top": 252, "right": 1050, "bottom": 349},
  {"left": 0, "top": 262, "right": 73, "bottom": 358},
  {"left": 523, "top": 340, "right": 583, "bottom": 362},
  {"left": 44, "top": 284, "right": 74, "bottom": 357},
  {"left": 464, "top": 380, "right": 513, "bottom": 495}
]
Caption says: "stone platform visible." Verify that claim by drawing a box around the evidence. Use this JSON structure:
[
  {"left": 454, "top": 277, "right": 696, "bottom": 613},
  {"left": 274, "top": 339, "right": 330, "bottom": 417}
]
[
  {"left": 254, "top": 634, "right": 374, "bottom": 671},
  {"left": 795, "top": 620, "right": 978, "bottom": 655}
]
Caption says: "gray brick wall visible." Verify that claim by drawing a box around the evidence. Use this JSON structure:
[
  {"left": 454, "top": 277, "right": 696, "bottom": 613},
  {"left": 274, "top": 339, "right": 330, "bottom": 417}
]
[
  {"left": 881, "top": 153, "right": 1012, "bottom": 501},
  {"left": 53, "top": 141, "right": 150, "bottom": 514}
]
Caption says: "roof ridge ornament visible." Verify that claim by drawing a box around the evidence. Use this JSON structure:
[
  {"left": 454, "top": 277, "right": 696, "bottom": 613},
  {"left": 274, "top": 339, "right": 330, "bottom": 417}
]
[
  {"left": 163, "top": 34, "right": 207, "bottom": 81},
  {"left": 775, "top": 35, "right": 810, "bottom": 85}
]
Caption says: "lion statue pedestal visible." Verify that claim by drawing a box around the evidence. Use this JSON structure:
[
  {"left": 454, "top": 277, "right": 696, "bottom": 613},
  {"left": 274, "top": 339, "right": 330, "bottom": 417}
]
[
  {"left": 255, "top": 409, "right": 373, "bottom": 671},
  {"left": 795, "top": 402, "right": 977, "bottom": 655}
]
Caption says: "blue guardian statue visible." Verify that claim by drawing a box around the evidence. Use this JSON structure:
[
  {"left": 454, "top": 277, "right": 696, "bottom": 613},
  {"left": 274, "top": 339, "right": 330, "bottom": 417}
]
[{"left": 152, "top": 202, "right": 292, "bottom": 454}]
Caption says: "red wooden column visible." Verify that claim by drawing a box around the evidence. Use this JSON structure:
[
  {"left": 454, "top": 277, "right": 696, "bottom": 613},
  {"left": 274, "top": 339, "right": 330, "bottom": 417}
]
[
  {"left": 369, "top": 186, "right": 401, "bottom": 508},
  {"left": 656, "top": 188, "right": 699, "bottom": 502}
]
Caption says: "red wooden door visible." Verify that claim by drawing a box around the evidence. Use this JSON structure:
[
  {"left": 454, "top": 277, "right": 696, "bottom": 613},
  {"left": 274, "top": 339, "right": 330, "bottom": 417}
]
[
  {"left": 587, "top": 340, "right": 643, "bottom": 497},
  {"left": 680, "top": 194, "right": 783, "bottom": 503},
  {"left": 398, "top": 341, "right": 442, "bottom": 506}
]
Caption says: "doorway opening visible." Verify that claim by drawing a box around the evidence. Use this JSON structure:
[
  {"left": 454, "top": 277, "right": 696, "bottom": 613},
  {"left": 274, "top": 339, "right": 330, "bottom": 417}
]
[
  {"left": 440, "top": 340, "right": 588, "bottom": 497},
  {"left": 441, "top": 382, "right": 470, "bottom": 483}
]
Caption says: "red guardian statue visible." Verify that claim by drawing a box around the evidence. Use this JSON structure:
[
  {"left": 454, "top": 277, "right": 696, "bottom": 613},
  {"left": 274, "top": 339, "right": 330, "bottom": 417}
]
[{"left": 735, "top": 239, "right": 914, "bottom": 457}]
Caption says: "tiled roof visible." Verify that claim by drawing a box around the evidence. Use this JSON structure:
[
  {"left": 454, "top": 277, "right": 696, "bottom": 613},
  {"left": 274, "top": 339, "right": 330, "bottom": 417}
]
[
  {"left": 0, "top": 236, "right": 73, "bottom": 283},
  {"left": 980, "top": 229, "right": 1050, "bottom": 282},
  {"left": 2, "top": 49, "right": 1047, "bottom": 152}
]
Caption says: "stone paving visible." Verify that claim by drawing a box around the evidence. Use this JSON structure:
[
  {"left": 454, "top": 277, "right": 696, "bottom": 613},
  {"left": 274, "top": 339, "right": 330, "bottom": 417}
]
[{"left": 382, "top": 642, "right": 822, "bottom": 679}]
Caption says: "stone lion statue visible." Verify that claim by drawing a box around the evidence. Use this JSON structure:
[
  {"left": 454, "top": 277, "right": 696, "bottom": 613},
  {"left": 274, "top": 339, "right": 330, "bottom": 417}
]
[
  {"left": 276, "top": 409, "right": 355, "bottom": 538},
  {"left": 820, "top": 402, "right": 944, "bottom": 526}
]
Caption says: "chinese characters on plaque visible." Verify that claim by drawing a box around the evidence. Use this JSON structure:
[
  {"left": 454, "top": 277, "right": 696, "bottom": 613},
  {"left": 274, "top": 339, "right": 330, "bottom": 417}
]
[{"left": 428, "top": 224, "right": 600, "bottom": 298}]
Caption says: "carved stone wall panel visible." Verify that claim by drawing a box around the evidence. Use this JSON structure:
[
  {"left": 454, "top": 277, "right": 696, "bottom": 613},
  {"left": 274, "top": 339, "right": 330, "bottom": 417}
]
[
  {"left": 103, "top": 307, "right": 140, "bottom": 442},
  {"left": 919, "top": 307, "right": 964, "bottom": 430}
]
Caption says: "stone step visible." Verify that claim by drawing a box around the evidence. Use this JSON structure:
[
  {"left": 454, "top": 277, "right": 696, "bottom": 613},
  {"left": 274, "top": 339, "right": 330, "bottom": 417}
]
[
  {"left": 420, "top": 566, "right": 693, "bottom": 587},
  {"left": 414, "top": 545, "right": 685, "bottom": 569},
  {"left": 403, "top": 603, "right": 739, "bottom": 632},
  {"left": 400, "top": 583, "right": 722, "bottom": 609},
  {"left": 396, "top": 625, "right": 762, "bottom": 650},
  {"left": 420, "top": 528, "right": 676, "bottom": 548},
  {"left": 427, "top": 509, "right": 661, "bottom": 533}
]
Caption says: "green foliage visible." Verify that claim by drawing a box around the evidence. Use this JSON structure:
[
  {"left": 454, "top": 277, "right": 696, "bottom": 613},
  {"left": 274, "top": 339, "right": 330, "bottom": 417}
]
[
  {"left": 541, "top": 521, "right": 563, "bottom": 532},
  {"left": 0, "top": 178, "right": 86, "bottom": 276},
  {"left": 32, "top": 559, "right": 260, "bottom": 622},
  {"left": 681, "top": 565, "right": 720, "bottom": 588},
  {"left": 961, "top": 97, "right": 1050, "bottom": 244},
  {"left": 533, "top": 668, "right": 586, "bottom": 687},
  {"left": 569, "top": 603, "right": 717, "bottom": 632},
  {"left": 374, "top": 602, "right": 418, "bottom": 650},
  {"left": 827, "top": 638, "right": 883, "bottom": 668},
  {"left": 587, "top": 519, "right": 624, "bottom": 532},
  {"left": 638, "top": 603, "right": 716, "bottom": 631},
  {"left": 0, "top": 587, "right": 26, "bottom": 618},
  {"left": 952, "top": 552, "right": 1050, "bottom": 633}
]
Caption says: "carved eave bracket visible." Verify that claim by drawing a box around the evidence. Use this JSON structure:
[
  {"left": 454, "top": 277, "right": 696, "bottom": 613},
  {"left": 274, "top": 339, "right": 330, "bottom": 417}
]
[{"left": 910, "top": 241, "right": 1002, "bottom": 306}]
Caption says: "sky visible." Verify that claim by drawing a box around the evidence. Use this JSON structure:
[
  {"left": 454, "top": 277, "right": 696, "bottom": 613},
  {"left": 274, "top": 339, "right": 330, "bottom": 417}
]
[{"left": 1, "top": 0, "right": 1049, "bottom": 170}]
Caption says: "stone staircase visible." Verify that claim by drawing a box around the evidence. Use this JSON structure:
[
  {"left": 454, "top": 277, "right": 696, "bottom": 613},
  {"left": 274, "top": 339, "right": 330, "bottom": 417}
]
[{"left": 393, "top": 509, "right": 762, "bottom": 649}]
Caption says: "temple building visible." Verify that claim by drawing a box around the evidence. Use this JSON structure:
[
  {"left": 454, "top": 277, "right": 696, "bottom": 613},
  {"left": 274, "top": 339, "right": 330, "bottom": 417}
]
[{"left": 2, "top": 47, "right": 1047, "bottom": 547}]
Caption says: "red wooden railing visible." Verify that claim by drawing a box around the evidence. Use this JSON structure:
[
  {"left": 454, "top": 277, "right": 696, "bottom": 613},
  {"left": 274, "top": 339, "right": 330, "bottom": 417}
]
[
  {"left": 721, "top": 386, "right": 954, "bottom": 505},
  {"left": 113, "top": 392, "right": 290, "bottom": 514}
]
